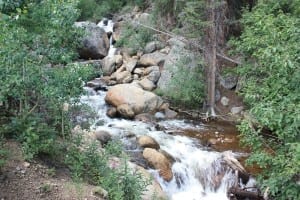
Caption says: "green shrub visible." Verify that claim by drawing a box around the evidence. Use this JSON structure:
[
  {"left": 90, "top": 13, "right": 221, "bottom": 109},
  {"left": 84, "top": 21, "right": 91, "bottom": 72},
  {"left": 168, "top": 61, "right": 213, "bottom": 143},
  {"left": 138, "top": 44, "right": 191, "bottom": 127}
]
[
  {"left": 115, "top": 22, "right": 154, "bottom": 54},
  {"left": 0, "top": 0, "right": 94, "bottom": 159},
  {"left": 65, "top": 136, "right": 149, "bottom": 200},
  {"left": 77, "top": 0, "right": 126, "bottom": 21},
  {"left": 162, "top": 57, "right": 205, "bottom": 108},
  {"left": 231, "top": 1, "right": 300, "bottom": 199}
]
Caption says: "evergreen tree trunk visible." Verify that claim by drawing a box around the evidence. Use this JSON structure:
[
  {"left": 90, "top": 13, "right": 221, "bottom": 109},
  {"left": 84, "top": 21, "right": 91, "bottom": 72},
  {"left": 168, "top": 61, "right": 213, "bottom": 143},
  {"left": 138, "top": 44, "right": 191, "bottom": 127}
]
[{"left": 206, "top": 0, "right": 217, "bottom": 116}]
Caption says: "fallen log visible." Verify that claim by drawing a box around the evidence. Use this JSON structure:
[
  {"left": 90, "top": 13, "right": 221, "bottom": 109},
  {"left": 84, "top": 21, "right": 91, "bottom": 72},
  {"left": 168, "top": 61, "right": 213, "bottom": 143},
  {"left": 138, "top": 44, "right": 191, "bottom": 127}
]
[
  {"left": 228, "top": 187, "right": 264, "bottom": 200},
  {"left": 222, "top": 151, "right": 250, "bottom": 184}
]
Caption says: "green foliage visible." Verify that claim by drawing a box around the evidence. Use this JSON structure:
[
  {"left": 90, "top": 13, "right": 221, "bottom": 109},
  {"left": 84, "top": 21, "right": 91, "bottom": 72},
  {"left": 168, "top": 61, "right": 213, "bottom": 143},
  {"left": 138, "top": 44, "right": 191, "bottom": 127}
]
[
  {"left": 163, "top": 57, "right": 205, "bottom": 108},
  {"left": 65, "top": 136, "right": 149, "bottom": 200},
  {"left": 0, "top": 0, "right": 25, "bottom": 14},
  {"left": 0, "top": 0, "right": 94, "bottom": 159},
  {"left": 179, "top": 0, "right": 207, "bottom": 37},
  {"left": 231, "top": 1, "right": 300, "bottom": 199},
  {"left": 77, "top": 0, "right": 126, "bottom": 21},
  {"left": 115, "top": 22, "right": 154, "bottom": 54}
]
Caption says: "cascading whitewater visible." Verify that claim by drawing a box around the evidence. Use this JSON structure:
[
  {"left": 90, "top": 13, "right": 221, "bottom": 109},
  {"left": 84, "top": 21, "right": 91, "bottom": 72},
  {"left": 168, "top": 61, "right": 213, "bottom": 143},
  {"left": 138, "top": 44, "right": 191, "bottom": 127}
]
[
  {"left": 79, "top": 89, "right": 253, "bottom": 200},
  {"left": 79, "top": 18, "right": 254, "bottom": 200},
  {"left": 97, "top": 19, "right": 116, "bottom": 57}
]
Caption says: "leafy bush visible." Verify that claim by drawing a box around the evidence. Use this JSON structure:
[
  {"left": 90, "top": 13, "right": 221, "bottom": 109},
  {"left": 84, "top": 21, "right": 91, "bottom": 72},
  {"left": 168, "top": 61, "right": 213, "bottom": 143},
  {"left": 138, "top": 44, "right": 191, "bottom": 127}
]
[
  {"left": 115, "top": 22, "right": 154, "bottom": 54},
  {"left": 0, "top": 0, "right": 25, "bottom": 14},
  {"left": 77, "top": 0, "right": 126, "bottom": 21},
  {"left": 65, "top": 136, "right": 149, "bottom": 200},
  {"left": 0, "top": 0, "right": 94, "bottom": 159},
  {"left": 161, "top": 57, "right": 205, "bottom": 108},
  {"left": 231, "top": 1, "right": 300, "bottom": 199}
]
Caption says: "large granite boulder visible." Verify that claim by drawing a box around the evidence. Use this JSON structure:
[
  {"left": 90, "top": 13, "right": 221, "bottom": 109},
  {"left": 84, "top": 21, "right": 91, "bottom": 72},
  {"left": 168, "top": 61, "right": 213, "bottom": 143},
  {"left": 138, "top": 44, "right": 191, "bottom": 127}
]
[
  {"left": 75, "top": 21, "right": 109, "bottom": 59},
  {"left": 105, "top": 84, "right": 163, "bottom": 117},
  {"left": 157, "top": 37, "right": 197, "bottom": 93}
]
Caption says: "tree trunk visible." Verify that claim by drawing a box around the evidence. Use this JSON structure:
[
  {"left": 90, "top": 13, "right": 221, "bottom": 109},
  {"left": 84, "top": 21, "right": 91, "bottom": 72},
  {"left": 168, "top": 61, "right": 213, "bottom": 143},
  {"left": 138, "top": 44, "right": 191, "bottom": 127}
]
[{"left": 206, "top": 0, "right": 217, "bottom": 116}]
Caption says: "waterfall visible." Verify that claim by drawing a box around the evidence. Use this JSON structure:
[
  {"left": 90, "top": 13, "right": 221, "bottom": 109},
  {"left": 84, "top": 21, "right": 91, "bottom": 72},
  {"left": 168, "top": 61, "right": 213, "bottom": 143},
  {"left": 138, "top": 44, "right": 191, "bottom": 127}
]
[{"left": 97, "top": 19, "right": 116, "bottom": 57}]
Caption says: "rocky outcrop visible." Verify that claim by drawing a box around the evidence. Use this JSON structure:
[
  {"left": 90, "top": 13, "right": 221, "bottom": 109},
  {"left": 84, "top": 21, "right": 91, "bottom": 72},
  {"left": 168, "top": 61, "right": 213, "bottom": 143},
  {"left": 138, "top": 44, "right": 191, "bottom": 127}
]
[
  {"left": 138, "top": 136, "right": 160, "bottom": 150},
  {"left": 143, "top": 148, "right": 173, "bottom": 182},
  {"left": 105, "top": 84, "right": 163, "bottom": 117},
  {"left": 157, "top": 37, "right": 197, "bottom": 92},
  {"left": 75, "top": 22, "right": 109, "bottom": 59}
]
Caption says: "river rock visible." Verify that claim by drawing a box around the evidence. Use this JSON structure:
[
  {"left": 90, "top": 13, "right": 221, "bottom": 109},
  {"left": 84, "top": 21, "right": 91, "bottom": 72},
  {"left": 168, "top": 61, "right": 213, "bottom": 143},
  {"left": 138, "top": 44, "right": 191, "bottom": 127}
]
[
  {"left": 164, "top": 108, "right": 177, "bottom": 119},
  {"left": 115, "top": 55, "right": 123, "bottom": 67},
  {"left": 138, "top": 78, "right": 156, "bottom": 91},
  {"left": 86, "top": 78, "right": 108, "bottom": 91},
  {"left": 124, "top": 58, "right": 138, "bottom": 73},
  {"left": 128, "top": 163, "right": 168, "bottom": 200},
  {"left": 144, "top": 41, "right": 164, "bottom": 54},
  {"left": 92, "top": 186, "right": 108, "bottom": 199},
  {"left": 219, "top": 75, "right": 238, "bottom": 90},
  {"left": 102, "top": 56, "right": 117, "bottom": 76},
  {"left": 143, "top": 148, "right": 173, "bottom": 182},
  {"left": 221, "top": 96, "right": 229, "bottom": 106},
  {"left": 155, "top": 112, "right": 165, "bottom": 119},
  {"left": 75, "top": 21, "right": 109, "bottom": 59},
  {"left": 138, "top": 136, "right": 160, "bottom": 150},
  {"left": 117, "top": 104, "right": 135, "bottom": 119},
  {"left": 106, "top": 107, "right": 117, "bottom": 118},
  {"left": 134, "top": 113, "right": 155, "bottom": 123},
  {"left": 138, "top": 52, "right": 166, "bottom": 67},
  {"left": 144, "top": 66, "right": 159, "bottom": 75},
  {"left": 105, "top": 84, "right": 163, "bottom": 116},
  {"left": 115, "top": 71, "right": 133, "bottom": 84},
  {"left": 133, "top": 68, "right": 144, "bottom": 76},
  {"left": 231, "top": 106, "right": 243, "bottom": 114},
  {"left": 94, "top": 130, "right": 112, "bottom": 145},
  {"left": 133, "top": 74, "right": 139, "bottom": 80}
]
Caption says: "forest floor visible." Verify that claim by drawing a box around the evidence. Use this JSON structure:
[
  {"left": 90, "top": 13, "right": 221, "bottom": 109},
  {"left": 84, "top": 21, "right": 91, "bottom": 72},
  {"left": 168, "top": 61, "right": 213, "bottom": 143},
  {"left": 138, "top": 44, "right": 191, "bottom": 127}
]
[{"left": 0, "top": 140, "right": 103, "bottom": 200}]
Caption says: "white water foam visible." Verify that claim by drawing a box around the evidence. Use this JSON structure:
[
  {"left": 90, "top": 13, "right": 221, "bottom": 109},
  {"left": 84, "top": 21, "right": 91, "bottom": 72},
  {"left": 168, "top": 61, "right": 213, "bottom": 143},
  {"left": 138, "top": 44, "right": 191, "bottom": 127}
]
[
  {"left": 78, "top": 89, "right": 253, "bottom": 200},
  {"left": 97, "top": 19, "right": 116, "bottom": 57}
]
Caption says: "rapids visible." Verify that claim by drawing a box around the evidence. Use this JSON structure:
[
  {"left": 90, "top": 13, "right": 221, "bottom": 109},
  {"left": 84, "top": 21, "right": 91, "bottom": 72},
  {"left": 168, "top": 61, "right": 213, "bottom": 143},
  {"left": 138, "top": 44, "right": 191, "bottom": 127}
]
[{"left": 79, "top": 19, "right": 255, "bottom": 200}]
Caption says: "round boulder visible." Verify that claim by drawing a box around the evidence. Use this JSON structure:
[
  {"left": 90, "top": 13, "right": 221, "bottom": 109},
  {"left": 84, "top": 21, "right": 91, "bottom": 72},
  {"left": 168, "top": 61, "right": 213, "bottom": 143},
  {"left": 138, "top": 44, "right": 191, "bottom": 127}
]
[
  {"left": 138, "top": 136, "right": 160, "bottom": 150},
  {"left": 94, "top": 130, "right": 112, "bottom": 145},
  {"left": 105, "top": 84, "right": 163, "bottom": 116},
  {"left": 143, "top": 148, "right": 173, "bottom": 182}
]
